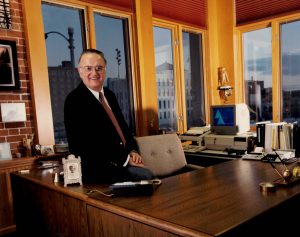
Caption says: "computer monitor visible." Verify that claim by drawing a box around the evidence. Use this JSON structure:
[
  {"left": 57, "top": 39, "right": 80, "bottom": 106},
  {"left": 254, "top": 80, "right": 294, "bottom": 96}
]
[{"left": 210, "top": 103, "right": 250, "bottom": 135}]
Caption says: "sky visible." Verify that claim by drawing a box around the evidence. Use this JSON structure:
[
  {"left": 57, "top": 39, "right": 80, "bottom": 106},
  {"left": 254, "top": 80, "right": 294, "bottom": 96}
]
[{"left": 243, "top": 20, "right": 300, "bottom": 90}]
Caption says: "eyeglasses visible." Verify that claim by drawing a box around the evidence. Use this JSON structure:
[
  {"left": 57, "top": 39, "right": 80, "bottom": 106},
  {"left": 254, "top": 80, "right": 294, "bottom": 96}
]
[{"left": 79, "top": 66, "right": 105, "bottom": 73}]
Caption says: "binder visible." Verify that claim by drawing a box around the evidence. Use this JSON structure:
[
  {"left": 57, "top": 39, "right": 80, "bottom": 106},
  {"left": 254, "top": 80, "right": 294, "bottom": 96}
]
[
  {"left": 293, "top": 122, "right": 300, "bottom": 157},
  {"left": 256, "top": 121, "right": 271, "bottom": 147},
  {"left": 264, "top": 122, "right": 286, "bottom": 153}
]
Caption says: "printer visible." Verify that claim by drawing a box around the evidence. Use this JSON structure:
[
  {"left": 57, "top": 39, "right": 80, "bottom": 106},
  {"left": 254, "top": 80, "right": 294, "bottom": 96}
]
[
  {"left": 179, "top": 126, "right": 211, "bottom": 145},
  {"left": 204, "top": 133, "right": 255, "bottom": 153}
]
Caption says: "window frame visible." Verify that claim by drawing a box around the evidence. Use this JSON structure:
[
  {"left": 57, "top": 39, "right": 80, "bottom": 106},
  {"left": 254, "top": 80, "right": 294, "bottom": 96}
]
[
  {"left": 236, "top": 12, "right": 300, "bottom": 124},
  {"left": 23, "top": 0, "right": 140, "bottom": 144},
  {"left": 23, "top": 0, "right": 207, "bottom": 143},
  {"left": 153, "top": 18, "right": 208, "bottom": 133},
  {"left": 92, "top": 8, "right": 138, "bottom": 134}
]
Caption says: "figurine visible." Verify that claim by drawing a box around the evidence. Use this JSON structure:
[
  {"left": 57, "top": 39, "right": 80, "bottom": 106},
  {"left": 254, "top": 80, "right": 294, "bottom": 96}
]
[
  {"left": 218, "top": 67, "right": 229, "bottom": 87},
  {"left": 218, "top": 67, "right": 232, "bottom": 102},
  {"left": 22, "top": 134, "right": 34, "bottom": 157}
]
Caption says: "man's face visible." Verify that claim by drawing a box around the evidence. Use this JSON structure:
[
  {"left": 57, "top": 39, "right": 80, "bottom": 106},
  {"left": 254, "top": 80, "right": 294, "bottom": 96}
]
[{"left": 77, "top": 53, "right": 106, "bottom": 91}]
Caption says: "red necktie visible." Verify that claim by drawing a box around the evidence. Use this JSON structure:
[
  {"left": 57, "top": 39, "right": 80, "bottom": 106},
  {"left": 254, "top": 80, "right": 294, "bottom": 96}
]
[{"left": 99, "top": 92, "right": 126, "bottom": 146}]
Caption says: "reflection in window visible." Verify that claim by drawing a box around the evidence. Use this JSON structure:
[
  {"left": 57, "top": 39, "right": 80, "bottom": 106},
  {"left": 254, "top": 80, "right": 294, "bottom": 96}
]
[
  {"left": 243, "top": 28, "right": 272, "bottom": 124},
  {"left": 281, "top": 20, "right": 300, "bottom": 123},
  {"left": 42, "top": 2, "right": 85, "bottom": 143},
  {"left": 182, "top": 31, "right": 205, "bottom": 128},
  {"left": 154, "top": 27, "right": 177, "bottom": 132},
  {"left": 94, "top": 13, "right": 135, "bottom": 133}
]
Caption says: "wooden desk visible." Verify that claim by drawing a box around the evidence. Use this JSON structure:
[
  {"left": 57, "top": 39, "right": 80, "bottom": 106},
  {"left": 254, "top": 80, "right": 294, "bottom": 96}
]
[
  {"left": 10, "top": 159, "right": 300, "bottom": 237},
  {"left": 0, "top": 154, "right": 67, "bottom": 235}
]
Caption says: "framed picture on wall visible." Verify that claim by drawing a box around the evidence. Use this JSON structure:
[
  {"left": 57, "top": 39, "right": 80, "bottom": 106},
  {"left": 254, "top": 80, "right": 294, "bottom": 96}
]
[{"left": 0, "top": 39, "right": 20, "bottom": 90}]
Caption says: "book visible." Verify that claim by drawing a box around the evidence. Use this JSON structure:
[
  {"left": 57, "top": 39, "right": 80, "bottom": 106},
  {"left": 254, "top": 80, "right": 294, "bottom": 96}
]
[{"left": 264, "top": 122, "right": 286, "bottom": 153}]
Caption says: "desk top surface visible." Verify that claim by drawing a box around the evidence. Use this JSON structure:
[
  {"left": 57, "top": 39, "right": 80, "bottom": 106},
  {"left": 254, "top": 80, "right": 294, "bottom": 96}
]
[{"left": 11, "top": 159, "right": 300, "bottom": 237}]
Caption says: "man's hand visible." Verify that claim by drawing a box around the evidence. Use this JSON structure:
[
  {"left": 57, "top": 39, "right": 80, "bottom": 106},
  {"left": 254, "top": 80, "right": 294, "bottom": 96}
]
[{"left": 128, "top": 151, "right": 145, "bottom": 167}]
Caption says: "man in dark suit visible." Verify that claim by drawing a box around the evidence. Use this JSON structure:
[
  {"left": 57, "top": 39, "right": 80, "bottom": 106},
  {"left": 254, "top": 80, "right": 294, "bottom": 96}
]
[{"left": 64, "top": 49, "right": 154, "bottom": 184}]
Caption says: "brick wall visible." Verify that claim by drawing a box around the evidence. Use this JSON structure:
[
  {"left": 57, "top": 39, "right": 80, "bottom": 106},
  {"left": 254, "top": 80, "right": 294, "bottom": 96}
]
[{"left": 0, "top": 0, "right": 35, "bottom": 157}]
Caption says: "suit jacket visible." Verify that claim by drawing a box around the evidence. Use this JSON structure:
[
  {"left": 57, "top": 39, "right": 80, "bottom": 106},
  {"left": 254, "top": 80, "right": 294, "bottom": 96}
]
[{"left": 64, "top": 82, "right": 137, "bottom": 183}]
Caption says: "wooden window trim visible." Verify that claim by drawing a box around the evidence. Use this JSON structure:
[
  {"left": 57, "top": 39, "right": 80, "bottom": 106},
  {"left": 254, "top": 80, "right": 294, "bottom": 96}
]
[
  {"left": 236, "top": 11, "right": 300, "bottom": 123},
  {"left": 153, "top": 19, "right": 207, "bottom": 133}
]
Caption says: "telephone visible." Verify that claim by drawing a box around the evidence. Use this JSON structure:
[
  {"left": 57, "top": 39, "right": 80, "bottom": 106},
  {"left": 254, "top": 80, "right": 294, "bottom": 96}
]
[{"left": 109, "top": 179, "right": 162, "bottom": 196}]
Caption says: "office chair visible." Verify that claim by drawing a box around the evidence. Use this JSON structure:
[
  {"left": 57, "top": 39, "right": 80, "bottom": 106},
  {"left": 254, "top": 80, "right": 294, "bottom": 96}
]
[{"left": 135, "top": 133, "right": 203, "bottom": 178}]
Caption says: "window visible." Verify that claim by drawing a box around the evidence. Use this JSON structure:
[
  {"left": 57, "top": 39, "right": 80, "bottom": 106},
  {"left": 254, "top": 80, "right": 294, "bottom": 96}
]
[
  {"left": 154, "top": 26, "right": 177, "bottom": 132},
  {"left": 154, "top": 23, "right": 206, "bottom": 133},
  {"left": 42, "top": 2, "right": 136, "bottom": 143},
  {"left": 42, "top": 2, "right": 85, "bottom": 143},
  {"left": 281, "top": 20, "right": 300, "bottom": 123},
  {"left": 26, "top": 1, "right": 206, "bottom": 143},
  {"left": 240, "top": 14, "right": 300, "bottom": 124},
  {"left": 94, "top": 13, "right": 135, "bottom": 132},
  {"left": 242, "top": 28, "right": 272, "bottom": 124},
  {"left": 182, "top": 31, "right": 205, "bottom": 128}
]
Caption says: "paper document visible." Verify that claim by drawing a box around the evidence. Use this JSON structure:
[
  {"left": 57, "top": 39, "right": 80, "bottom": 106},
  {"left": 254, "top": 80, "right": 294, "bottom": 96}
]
[{"left": 184, "top": 126, "right": 211, "bottom": 135}]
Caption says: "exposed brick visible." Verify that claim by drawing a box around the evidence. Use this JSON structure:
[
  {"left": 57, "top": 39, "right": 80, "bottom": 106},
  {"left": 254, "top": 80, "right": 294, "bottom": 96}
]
[
  {"left": 20, "top": 87, "right": 30, "bottom": 93},
  {"left": 10, "top": 1, "right": 20, "bottom": 9},
  {"left": 20, "top": 127, "right": 33, "bottom": 134},
  {"left": 0, "top": 130, "right": 9, "bottom": 136},
  {"left": 20, "top": 50, "right": 26, "bottom": 57},
  {"left": 9, "top": 129, "right": 20, "bottom": 135},
  {"left": 0, "top": 137, "right": 7, "bottom": 142},
  {"left": 25, "top": 107, "right": 31, "bottom": 114},
  {"left": 22, "top": 94, "right": 31, "bottom": 100},
  {"left": 21, "top": 80, "right": 29, "bottom": 88},
  {"left": 4, "top": 122, "right": 26, "bottom": 129},
  {"left": 25, "top": 121, "right": 34, "bottom": 127},
  {"left": 0, "top": 94, "right": 20, "bottom": 100},
  {"left": 18, "top": 73, "right": 27, "bottom": 80},
  {"left": 7, "top": 135, "right": 25, "bottom": 142},
  {"left": 5, "top": 30, "right": 23, "bottom": 38}
]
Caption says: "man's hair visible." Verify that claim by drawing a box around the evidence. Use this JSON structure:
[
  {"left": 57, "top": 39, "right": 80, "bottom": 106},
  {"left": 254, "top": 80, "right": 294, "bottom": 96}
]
[{"left": 78, "top": 49, "right": 107, "bottom": 64}]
